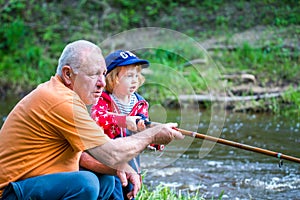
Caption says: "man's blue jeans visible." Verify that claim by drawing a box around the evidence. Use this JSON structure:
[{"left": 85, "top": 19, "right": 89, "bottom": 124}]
[
  {"left": 109, "top": 175, "right": 134, "bottom": 200},
  {"left": 1, "top": 171, "right": 114, "bottom": 200}
]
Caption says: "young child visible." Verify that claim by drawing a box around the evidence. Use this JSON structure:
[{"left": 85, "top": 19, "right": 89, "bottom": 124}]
[{"left": 91, "top": 50, "right": 162, "bottom": 200}]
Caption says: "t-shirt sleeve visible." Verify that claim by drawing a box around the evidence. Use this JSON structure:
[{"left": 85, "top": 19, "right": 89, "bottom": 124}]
[{"left": 47, "top": 98, "right": 110, "bottom": 151}]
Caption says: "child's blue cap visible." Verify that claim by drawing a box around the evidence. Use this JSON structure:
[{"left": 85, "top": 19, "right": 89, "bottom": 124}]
[{"left": 105, "top": 50, "right": 149, "bottom": 74}]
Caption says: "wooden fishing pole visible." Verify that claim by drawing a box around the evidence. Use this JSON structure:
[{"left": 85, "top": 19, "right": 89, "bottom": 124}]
[
  {"left": 147, "top": 121, "right": 300, "bottom": 164},
  {"left": 175, "top": 127, "right": 300, "bottom": 164}
]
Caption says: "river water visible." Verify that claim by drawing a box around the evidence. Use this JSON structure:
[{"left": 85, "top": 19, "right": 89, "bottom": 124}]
[
  {"left": 141, "top": 107, "right": 300, "bottom": 200},
  {"left": 1, "top": 96, "right": 299, "bottom": 199}
]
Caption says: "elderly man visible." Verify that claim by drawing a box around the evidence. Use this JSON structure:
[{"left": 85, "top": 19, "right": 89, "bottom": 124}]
[{"left": 0, "top": 40, "right": 183, "bottom": 200}]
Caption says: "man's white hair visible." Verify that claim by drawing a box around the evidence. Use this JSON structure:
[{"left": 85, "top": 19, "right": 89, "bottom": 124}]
[{"left": 56, "top": 40, "right": 102, "bottom": 76}]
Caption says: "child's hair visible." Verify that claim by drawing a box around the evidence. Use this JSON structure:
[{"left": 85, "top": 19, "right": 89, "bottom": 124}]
[{"left": 105, "top": 65, "right": 145, "bottom": 94}]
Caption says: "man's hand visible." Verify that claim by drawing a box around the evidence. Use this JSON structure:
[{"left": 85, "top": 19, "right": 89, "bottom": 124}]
[
  {"left": 149, "top": 123, "right": 184, "bottom": 144},
  {"left": 117, "top": 170, "right": 141, "bottom": 199}
]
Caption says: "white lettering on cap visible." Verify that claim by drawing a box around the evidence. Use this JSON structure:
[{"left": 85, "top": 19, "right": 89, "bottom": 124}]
[
  {"left": 126, "top": 51, "right": 136, "bottom": 57},
  {"left": 120, "top": 51, "right": 137, "bottom": 59}
]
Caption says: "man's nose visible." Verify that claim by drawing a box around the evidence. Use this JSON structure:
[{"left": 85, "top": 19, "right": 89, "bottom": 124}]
[{"left": 97, "top": 75, "right": 106, "bottom": 87}]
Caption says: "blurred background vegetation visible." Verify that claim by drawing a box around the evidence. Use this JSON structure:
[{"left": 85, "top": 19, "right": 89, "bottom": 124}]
[{"left": 0, "top": 0, "right": 299, "bottom": 113}]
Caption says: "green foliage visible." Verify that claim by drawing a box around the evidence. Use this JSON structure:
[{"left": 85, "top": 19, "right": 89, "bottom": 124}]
[
  {"left": 282, "top": 87, "right": 300, "bottom": 115},
  {"left": 137, "top": 183, "right": 206, "bottom": 200},
  {"left": 137, "top": 173, "right": 224, "bottom": 200},
  {"left": 0, "top": 0, "right": 299, "bottom": 113},
  {"left": 137, "top": 47, "right": 210, "bottom": 104},
  {"left": 0, "top": 17, "right": 55, "bottom": 88},
  {"left": 213, "top": 42, "right": 300, "bottom": 86}
]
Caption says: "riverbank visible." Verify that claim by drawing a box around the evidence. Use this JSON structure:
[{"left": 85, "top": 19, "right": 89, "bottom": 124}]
[
  {"left": 1, "top": 1, "right": 299, "bottom": 113},
  {"left": 133, "top": 25, "right": 300, "bottom": 113}
]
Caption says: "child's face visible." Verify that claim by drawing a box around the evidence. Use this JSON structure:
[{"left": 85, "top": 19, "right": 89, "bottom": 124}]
[{"left": 113, "top": 65, "right": 139, "bottom": 96}]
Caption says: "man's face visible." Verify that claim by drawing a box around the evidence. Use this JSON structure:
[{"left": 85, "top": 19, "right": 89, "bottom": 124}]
[{"left": 72, "top": 54, "right": 107, "bottom": 105}]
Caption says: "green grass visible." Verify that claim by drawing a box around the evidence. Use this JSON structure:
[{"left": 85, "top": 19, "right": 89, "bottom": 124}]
[
  {"left": 137, "top": 182, "right": 224, "bottom": 200},
  {"left": 1, "top": 0, "right": 299, "bottom": 112}
]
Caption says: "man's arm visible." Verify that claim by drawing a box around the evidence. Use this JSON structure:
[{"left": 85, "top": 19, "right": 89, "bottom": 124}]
[
  {"left": 79, "top": 151, "right": 117, "bottom": 175},
  {"left": 87, "top": 123, "right": 183, "bottom": 170}
]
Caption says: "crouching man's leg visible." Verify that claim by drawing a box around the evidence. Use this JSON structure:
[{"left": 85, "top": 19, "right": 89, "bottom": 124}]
[
  {"left": 79, "top": 167, "right": 115, "bottom": 200},
  {"left": 94, "top": 174, "right": 115, "bottom": 200},
  {"left": 1, "top": 171, "right": 101, "bottom": 200}
]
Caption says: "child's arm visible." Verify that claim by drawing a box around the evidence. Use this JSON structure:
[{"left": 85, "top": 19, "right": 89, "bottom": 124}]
[
  {"left": 91, "top": 103, "right": 140, "bottom": 135},
  {"left": 91, "top": 102, "right": 126, "bottom": 138},
  {"left": 107, "top": 112, "right": 142, "bottom": 132}
]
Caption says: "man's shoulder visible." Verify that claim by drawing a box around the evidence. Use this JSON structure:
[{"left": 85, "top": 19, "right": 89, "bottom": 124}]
[{"left": 29, "top": 76, "right": 82, "bottom": 111}]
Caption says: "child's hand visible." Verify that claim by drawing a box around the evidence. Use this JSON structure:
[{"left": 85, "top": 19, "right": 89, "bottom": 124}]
[
  {"left": 126, "top": 116, "right": 141, "bottom": 131},
  {"left": 136, "top": 119, "right": 146, "bottom": 131}
]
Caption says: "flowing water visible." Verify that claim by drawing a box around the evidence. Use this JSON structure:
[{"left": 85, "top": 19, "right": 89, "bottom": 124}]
[
  {"left": 1, "top": 97, "right": 299, "bottom": 199},
  {"left": 141, "top": 108, "right": 300, "bottom": 200}
]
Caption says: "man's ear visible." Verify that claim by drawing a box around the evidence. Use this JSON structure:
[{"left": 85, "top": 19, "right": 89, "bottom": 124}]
[
  {"left": 115, "top": 76, "right": 119, "bottom": 84},
  {"left": 61, "top": 65, "right": 72, "bottom": 87}
]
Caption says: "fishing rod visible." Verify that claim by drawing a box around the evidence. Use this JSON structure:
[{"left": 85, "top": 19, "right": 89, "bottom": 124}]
[{"left": 146, "top": 121, "right": 300, "bottom": 165}]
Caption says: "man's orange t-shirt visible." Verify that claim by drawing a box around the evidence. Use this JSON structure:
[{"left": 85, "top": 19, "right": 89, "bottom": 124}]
[{"left": 0, "top": 75, "right": 109, "bottom": 197}]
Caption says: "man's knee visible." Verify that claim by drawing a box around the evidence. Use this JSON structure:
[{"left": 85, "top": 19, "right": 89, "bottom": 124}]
[
  {"left": 98, "top": 174, "right": 115, "bottom": 199},
  {"left": 74, "top": 171, "right": 100, "bottom": 198}
]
